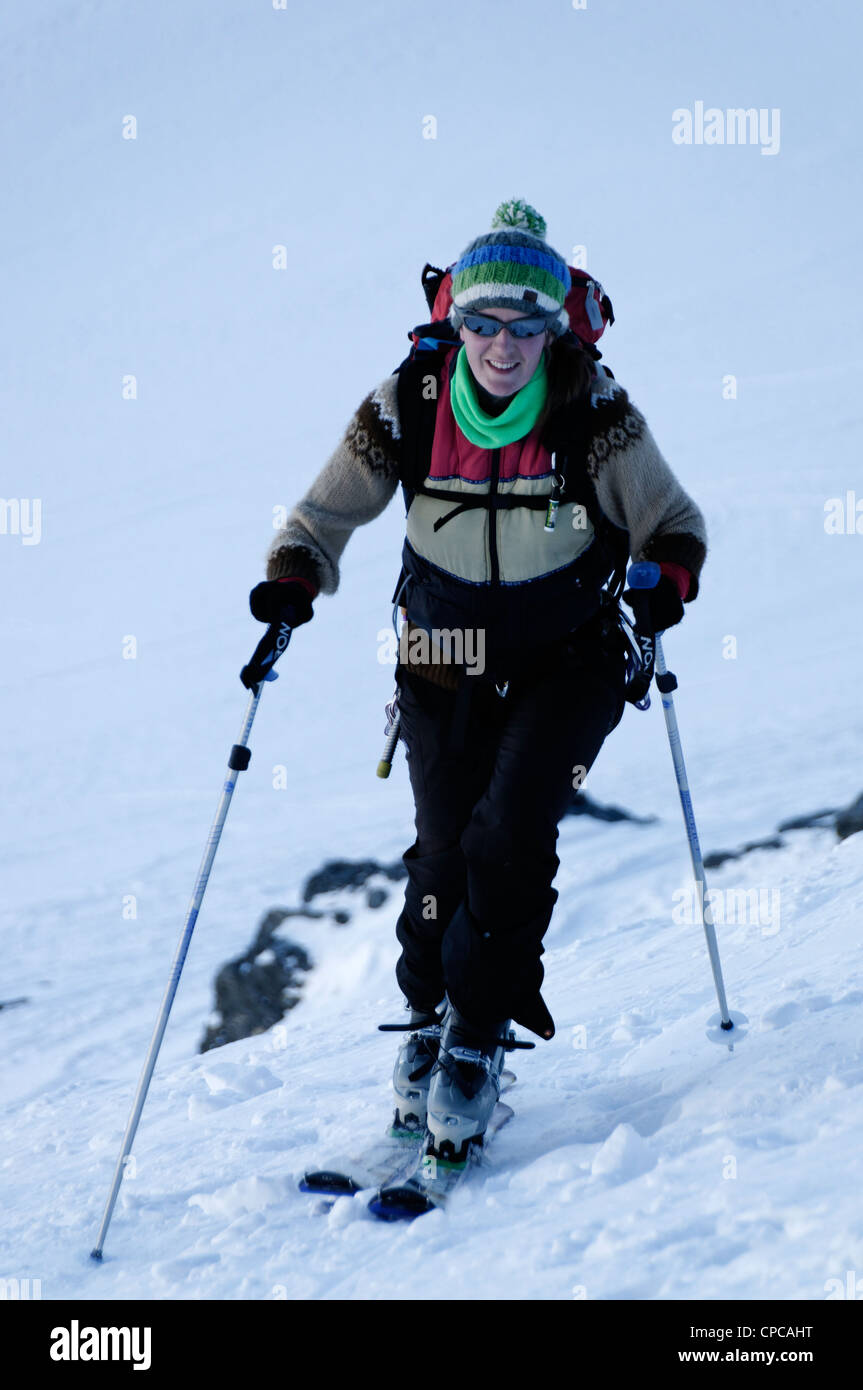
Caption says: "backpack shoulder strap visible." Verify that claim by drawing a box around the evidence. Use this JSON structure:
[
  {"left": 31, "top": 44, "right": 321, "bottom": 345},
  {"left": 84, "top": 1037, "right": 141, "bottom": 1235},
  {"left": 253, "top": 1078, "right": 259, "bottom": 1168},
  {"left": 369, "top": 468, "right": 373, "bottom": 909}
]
[
  {"left": 542, "top": 377, "right": 630, "bottom": 599},
  {"left": 394, "top": 322, "right": 459, "bottom": 493}
]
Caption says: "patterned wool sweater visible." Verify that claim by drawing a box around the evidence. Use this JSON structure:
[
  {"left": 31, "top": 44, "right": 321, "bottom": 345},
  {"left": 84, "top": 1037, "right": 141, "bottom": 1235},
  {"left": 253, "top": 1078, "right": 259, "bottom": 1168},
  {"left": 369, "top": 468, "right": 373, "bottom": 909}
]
[{"left": 265, "top": 363, "right": 707, "bottom": 685}]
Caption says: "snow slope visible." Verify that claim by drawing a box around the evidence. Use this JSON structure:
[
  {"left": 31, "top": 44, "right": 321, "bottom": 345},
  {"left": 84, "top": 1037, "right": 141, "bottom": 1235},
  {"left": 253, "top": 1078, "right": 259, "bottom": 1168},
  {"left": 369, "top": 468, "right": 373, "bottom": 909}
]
[{"left": 2, "top": 0, "right": 863, "bottom": 1300}]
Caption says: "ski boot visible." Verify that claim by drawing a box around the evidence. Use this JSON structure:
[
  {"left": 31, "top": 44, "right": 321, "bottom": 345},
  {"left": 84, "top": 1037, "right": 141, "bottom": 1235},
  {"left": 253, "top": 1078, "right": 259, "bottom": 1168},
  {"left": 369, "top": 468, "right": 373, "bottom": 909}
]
[
  {"left": 390, "top": 1005, "right": 445, "bottom": 1133},
  {"left": 425, "top": 1005, "right": 513, "bottom": 1163}
]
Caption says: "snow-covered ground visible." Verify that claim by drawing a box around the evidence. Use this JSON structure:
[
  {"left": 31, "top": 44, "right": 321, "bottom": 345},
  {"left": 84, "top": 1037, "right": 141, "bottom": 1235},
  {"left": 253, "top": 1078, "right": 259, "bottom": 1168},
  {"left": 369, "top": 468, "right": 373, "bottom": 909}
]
[{"left": 2, "top": 0, "right": 863, "bottom": 1300}]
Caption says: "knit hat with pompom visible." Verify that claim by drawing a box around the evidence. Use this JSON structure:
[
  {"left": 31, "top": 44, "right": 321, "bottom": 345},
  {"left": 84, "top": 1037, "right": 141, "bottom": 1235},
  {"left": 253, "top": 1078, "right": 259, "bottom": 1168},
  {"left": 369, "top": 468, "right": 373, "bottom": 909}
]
[{"left": 449, "top": 199, "right": 571, "bottom": 337}]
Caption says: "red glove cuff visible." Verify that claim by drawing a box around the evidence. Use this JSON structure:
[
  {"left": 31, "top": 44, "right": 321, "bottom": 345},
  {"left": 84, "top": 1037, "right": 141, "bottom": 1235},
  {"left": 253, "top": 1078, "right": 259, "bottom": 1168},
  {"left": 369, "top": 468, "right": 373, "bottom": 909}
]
[
  {"left": 277, "top": 576, "right": 318, "bottom": 599},
  {"left": 658, "top": 562, "right": 692, "bottom": 602}
]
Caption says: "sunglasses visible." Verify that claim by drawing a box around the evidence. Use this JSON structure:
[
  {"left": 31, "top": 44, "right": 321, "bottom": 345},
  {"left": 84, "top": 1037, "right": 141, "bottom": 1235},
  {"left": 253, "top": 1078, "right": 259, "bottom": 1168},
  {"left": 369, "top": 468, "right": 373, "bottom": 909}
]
[{"left": 461, "top": 310, "right": 549, "bottom": 339}]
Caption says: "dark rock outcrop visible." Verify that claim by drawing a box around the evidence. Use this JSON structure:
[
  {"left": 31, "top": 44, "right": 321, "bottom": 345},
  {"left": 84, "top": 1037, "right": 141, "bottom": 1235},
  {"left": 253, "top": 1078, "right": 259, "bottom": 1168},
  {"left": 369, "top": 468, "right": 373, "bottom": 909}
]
[
  {"left": 301, "top": 857, "right": 408, "bottom": 908},
  {"left": 700, "top": 788, "right": 863, "bottom": 870},
  {"left": 563, "top": 790, "right": 657, "bottom": 825},
  {"left": 835, "top": 793, "right": 863, "bottom": 841},
  {"left": 703, "top": 836, "right": 786, "bottom": 870},
  {"left": 777, "top": 790, "right": 863, "bottom": 842},
  {"left": 200, "top": 861, "right": 409, "bottom": 1051},
  {"left": 200, "top": 907, "right": 318, "bottom": 1053}
]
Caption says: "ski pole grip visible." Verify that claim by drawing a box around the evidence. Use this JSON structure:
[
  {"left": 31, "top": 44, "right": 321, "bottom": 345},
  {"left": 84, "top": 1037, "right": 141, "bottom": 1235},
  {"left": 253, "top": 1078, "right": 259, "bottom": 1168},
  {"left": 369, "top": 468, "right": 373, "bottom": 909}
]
[
  {"left": 625, "top": 561, "right": 660, "bottom": 697},
  {"left": 627, "top": 560, "right": 662, "bottom": 591},
  {"left": 240, "top": 618, "right": 293, "bottom": 690},
  {"left": 260, "top": 617, "right": 293, "bottom": 672},
  {"left": 626, "top": 561, "right": 660, "bottom": 636}
]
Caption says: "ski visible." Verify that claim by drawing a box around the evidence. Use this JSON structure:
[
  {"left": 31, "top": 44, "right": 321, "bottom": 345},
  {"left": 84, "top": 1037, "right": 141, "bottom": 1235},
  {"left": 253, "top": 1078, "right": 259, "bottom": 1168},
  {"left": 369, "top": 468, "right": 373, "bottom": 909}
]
[
  {"left": 299, "top": 1122, "right": 424, "bottom": 1196},
  {"left": 367, "top": 1099, "right": 514, "bottom": 1221},
  {"left": 298, "top": 1071, "right": 515, "bottom": 1200}
]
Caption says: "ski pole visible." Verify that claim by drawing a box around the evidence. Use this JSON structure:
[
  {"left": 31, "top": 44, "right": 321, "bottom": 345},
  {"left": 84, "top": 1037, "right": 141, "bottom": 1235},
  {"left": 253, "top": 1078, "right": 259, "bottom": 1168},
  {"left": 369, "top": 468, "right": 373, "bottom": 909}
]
[
  {"left": 90, "top": 643, "right": 289, "bottom": 1260},
  {"left": 626, "top": 562, "right": 738, "bottom": 1041}
]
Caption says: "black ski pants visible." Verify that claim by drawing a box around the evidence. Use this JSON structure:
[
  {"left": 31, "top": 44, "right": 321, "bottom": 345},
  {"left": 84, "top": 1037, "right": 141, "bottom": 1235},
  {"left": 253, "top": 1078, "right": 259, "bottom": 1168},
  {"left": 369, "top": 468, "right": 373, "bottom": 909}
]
[{"left": 394, "top": 621, "right": 628, "bottom": 1036}]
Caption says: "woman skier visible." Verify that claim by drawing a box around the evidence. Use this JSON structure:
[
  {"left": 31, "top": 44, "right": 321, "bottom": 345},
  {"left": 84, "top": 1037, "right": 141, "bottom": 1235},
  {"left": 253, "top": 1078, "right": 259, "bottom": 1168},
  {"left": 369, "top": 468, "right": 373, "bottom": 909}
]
[{"left": 241, "top": 200, "right": 707, "bottom": 1163}]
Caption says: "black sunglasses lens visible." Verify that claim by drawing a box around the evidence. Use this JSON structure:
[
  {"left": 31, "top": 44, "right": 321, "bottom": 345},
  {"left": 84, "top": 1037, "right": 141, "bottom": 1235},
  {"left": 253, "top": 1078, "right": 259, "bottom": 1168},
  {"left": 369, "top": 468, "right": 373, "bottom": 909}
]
[
  {"left": 509, "top": 317, "right": 547, "bottom": 338},
  {"left": 463, "top": 314, "right": 500, "bottom": 336},
  {"left": 463, "top": 312, "right": 546, "bottom": 338}
]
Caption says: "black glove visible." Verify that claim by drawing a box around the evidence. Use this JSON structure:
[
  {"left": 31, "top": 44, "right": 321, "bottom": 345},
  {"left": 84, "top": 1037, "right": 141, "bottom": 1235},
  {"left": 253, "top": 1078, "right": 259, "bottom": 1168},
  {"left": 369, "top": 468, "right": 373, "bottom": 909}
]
[
  {"left": 623, "top": 574, "right": 684, "bottom": 634},
  {"left": 249, "top": 578, "right": 315, "bottom": 627},
  {"left": 239, "top": 579, "right": 315, "bottom": 690}
]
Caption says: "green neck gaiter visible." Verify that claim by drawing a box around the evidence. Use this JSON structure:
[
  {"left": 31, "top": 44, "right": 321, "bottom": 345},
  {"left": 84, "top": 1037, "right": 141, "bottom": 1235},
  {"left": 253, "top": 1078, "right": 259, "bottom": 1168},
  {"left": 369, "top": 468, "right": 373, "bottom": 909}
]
[{"left": 450, "top": 345, "right": 548, "bottom": 448}]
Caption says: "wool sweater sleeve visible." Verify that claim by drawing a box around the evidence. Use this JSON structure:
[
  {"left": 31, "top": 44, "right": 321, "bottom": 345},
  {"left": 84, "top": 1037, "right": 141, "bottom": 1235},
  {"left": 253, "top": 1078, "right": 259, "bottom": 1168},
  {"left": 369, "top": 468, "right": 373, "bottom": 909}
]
[
  {"left": 586, "top": 378, "right": 707, "bottom": 599},
  {"left": 266, "top": 374, "right": 402, "bottom": 594}
]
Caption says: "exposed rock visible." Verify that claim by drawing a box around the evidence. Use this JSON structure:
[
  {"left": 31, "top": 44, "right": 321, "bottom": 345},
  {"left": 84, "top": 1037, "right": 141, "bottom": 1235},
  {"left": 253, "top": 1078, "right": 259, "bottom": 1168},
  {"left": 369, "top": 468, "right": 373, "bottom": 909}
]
[
  {"left": 703, "top": 836, "right": 786, "bottom": 870},
  {"left": 777, "top": 808, "right": 839, "bottom": 832},
  {"left": 200, "top": 863, "right": 407, "bottom": 1051},
  {"left": 200, "top": 907, "right": 318, "bottom": 1053},
  {"left": 564, "top": 790, "right": 657, "bottom": 825},
  {"left": 777, "top": 790, "right": 863, "bottom": 842},
  {"left": 301, "top": 857, "right": 407, "bottom": 903},
  {"left": 836, "top": 793, "right": 863, "bottom": 841},
  {"left": 695, "top": 788, "right": 863, "bottom": 871}
]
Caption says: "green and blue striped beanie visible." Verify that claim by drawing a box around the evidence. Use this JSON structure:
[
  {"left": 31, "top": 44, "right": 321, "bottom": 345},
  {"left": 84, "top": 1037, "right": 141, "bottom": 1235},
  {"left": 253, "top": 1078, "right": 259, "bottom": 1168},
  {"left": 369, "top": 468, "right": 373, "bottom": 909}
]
[{"left": 449, "top": 199, "right": 571, "bottom": 338}]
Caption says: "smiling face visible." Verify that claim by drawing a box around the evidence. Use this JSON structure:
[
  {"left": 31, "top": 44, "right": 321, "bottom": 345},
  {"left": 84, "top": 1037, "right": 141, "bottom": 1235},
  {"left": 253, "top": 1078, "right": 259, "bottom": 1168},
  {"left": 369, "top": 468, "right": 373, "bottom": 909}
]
[{"left": 459, "top": 306, "right": 550, "bottom": 397}]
